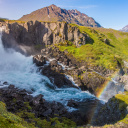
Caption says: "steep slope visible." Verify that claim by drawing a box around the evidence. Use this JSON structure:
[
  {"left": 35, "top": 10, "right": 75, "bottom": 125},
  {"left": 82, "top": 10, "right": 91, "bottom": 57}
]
[
  {"left": 19, "top": 4, "right": 101, "bottom": 27},
  {"left": 2, "top": 20, "right": 128, "bottom": 96},
  {"left": 120, "top": 25, "right": 128, "bottom": 32}
]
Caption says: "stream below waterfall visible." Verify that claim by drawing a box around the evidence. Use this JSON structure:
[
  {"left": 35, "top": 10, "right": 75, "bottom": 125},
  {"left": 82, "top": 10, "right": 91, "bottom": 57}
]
[{"left": 0, "top": 27, "right": 124, "bottom": 110}]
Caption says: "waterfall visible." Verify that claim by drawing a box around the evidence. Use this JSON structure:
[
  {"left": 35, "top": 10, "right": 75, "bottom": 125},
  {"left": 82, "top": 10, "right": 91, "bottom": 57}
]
[{"left": 0, "top": 27, "right": 95, "bottom": 110}]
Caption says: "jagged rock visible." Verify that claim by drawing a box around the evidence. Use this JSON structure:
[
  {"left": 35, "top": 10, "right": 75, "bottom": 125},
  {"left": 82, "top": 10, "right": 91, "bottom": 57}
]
[
  {"left": 104, "top": 38, "right": 110, "bottom": 45},
  {"left": 3, "top": 81, "right": 8, "bottom": 85},
  {"left": 42, "top": 63, "right": 76, "bottom": 88},
  {"left": 67, "top": 100, "right": 78, "bottom": 108},
  {"left": 31, "top": 94, "right": 44, "bottom": 105},
  {"left": 91, "top": 97, "right": 128, "bottom": 126},
  {"left": 33, "top": 55, "right": 78, "bottom": 89},
  {"left": 43, "top": 109, "right": 52, "bottom": 116},
  {"left": 33, "top": 55, "right": 48, "bottom": 66},
  {"left": 2, "top": 21, "right": 92, "bottom": 55},
  {"left": 41, "top": 46, "right": 109, "bottom": 95},
  {"left": 0, "top": 85, "right": 100, "bottom": 126},
  {"left": 8, "top": 84, "right": 15, "bottom": 89}
]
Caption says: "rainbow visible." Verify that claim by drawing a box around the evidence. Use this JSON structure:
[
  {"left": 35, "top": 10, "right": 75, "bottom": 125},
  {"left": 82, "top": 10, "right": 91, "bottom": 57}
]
[{"left": 96, "top": 71, "right": 118, "bottom": 99}]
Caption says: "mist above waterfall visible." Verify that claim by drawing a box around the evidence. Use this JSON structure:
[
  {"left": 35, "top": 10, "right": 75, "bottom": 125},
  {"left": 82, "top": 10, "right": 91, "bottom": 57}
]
[{"left": 0, "top": 27, "right": 96, "bottom": 110}]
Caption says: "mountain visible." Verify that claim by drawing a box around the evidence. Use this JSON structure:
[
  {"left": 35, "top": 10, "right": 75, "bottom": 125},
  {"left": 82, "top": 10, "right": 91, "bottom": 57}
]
[
  {"left": 120, "top": 25, "right": 128, "bottom": 32},
  {"left": 19, "top": 4, "right": 101, "bottom": 27}
]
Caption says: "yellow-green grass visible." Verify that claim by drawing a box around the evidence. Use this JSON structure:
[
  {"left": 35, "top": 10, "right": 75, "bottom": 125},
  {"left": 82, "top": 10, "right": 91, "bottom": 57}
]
[
  {"left": 0, "top": 101, "right": 35, "bottom": 128},
  {"left": 5, "top": 20, "right": 26, "bottom": 24},
  {"left": 115, "top": 92, "right": 128, "bottom": 124},
  {"left": 57, "top": 24, "right": 128, "bottom": 71}
]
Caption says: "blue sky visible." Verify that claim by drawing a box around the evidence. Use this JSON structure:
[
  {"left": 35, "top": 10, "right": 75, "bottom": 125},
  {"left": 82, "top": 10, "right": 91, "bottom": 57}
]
[{"left": 0, "top": 0, "right": 127, "bottom": 30}]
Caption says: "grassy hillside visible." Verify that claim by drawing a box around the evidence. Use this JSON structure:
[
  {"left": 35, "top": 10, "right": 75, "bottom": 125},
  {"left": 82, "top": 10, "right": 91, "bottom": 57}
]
[
  {"left": 57, "top": 24, "right": 128, "bottom": 71},
  {"left": 0, "top": 101, "right": 76, "bottom": 128}
]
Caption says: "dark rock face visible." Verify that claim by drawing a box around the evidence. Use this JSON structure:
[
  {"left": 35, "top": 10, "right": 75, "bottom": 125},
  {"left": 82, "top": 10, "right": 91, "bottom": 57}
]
[
  {"left": 40, "top": 46, "right": 112, "bottom": 96},
  {"left": 0, "top": 85, "right": 101, "bottom": 125},
  {"left": 2, "top": 21, "right": 91, "bottom": 55},
  {"left": 91, "top": 97, "right": 128, "bottom": 126},
  {"left": 19, "top": 4, "right": 101, "bottom": 27},
  {"left": 33, "top": 54, "right": 78, "bottom": 89},
  {"left": 33, "top": 52, "right": 106, "bottom": 95}
]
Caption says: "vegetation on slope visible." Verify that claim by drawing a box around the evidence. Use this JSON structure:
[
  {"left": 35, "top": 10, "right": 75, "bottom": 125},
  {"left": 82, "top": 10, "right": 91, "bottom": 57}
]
[
  {"left": 57, "top": 24, "right": 128, "bottom": 71},
  {"left": 0, "top": 101, "right": 76, "bottom": 128},
  {"left": 102, "top": 92, "right": 128, "bottom": 128},
  {"left": 0, "top": 101, "right": 35, "bottom": 128}
]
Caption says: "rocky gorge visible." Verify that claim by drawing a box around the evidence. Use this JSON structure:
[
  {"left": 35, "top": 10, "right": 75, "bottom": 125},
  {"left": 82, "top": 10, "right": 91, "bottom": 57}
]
[
  {"left": 0, "top": 21, "right": 128, "bottom": 128},
  {"left": 1, "top": 21, "right": 113, "bottom": 96},
  {"left": 1, "top": 21, "right": 91, "bottom": 55}
]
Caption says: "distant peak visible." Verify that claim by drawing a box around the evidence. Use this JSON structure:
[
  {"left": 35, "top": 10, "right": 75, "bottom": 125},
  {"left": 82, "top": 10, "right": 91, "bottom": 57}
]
[
  {"left": 49, "top": 4, "right": 58, "bottom": 8},
  {"left": 19, "top": 4, "right": 102, "bottom": 27}
]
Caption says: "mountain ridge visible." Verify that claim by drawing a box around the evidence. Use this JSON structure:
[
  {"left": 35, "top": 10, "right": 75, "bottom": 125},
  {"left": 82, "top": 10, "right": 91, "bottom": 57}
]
[
  {"left": 19, "top": 4, "right": 101, "bottom": 27},
  {"left": 120, "top": 25, "right": 128, "bottom": 32}
]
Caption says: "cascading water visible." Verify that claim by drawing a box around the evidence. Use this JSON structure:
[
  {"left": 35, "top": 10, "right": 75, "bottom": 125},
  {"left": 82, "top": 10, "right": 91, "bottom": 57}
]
[
  {"left": 99, "top": 77, "right": 124, "bottom": 102},
  {"left": 0, "top": 27, "right": 95, "bottom": 109}
]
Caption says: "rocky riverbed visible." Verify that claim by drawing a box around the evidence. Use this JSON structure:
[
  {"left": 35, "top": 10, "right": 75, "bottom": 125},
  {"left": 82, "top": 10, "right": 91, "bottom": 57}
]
[{"left": 0, "top": 83, "right": 101, "bottom": 126}]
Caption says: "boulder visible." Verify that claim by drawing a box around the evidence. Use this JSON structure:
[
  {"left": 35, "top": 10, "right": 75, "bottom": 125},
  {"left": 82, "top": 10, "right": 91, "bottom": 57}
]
[
  {"left": 67, "top": 100, "right": 78, "bottom": 108},
  {"left": 31, "top": 94, "right": 44, "bottom": 105},
  {"left": 33, "top": 55, "right": 48, "bottom": 66},
  {"left": 43, "top": 109, "right": 52, "bottom": 116}
]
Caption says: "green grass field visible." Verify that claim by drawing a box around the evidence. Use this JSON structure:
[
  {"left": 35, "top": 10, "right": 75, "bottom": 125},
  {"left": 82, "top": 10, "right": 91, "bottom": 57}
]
[{"left": 57, "top": 24, "right": 128, "bottom": 71}]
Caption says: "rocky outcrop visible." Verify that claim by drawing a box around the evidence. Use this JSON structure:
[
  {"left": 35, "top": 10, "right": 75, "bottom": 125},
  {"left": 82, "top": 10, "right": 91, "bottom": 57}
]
[
  {"left": 33, "top": 55, "right": 78, "bottom": 89},
  {"left": 40, "top": 46, "right": 111, "bottom": 95},
  {"left": 91, "top": 96, "right": 128, "bottom": 126},
  {"left": 33, "top": 53, "right": 106, "bottom": 95},
  {"left": 1, "top": 21, "right": 91, "bottom": 55},
  {"left": 0, "top": 83, "right": 101, "bottom": 126},
  {"left": 33, "top": 55, "right": 48, "bottom": 66}
]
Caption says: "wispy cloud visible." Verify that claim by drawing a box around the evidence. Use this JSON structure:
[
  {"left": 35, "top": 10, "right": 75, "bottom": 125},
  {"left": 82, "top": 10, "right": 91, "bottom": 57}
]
[{"left": 57, "top": 5, "right": 98, "bottom": 10}]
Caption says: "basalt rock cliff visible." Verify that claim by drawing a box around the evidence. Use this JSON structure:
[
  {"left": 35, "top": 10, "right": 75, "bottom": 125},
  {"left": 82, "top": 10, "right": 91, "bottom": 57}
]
[
  {"left": 19, "top": 4, "right": 101, "bottom": 28},
  {"left": 2, "top": 21, "right": 92, "bottom": 55}
]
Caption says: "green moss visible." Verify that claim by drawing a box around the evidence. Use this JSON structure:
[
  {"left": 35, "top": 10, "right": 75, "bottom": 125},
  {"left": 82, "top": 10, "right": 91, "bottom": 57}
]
[
  {"left": 16, "top": 110, "right": 76, "bottom": 128},
  {"left": 115, "top": 92, "right": 128, "bottom": 105},
  {"left": 114, "top": 92, "right": 128, "bottom": 124},
  {"left": 0, "top": 101, "right": 76, "bottom": 128},
  {"left": 24, "top": 102, "right": 32, "bottom": 110},
  {"left": 120, "top": 115, "right": 128, "bottom": 124},
  {"left": 0, "top": 101, "right": 35, "bottom": 128}
]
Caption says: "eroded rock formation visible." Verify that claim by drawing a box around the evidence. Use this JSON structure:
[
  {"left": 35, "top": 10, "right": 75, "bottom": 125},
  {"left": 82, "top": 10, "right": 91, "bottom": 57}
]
[{"left": 2, "top": 21, "right": 91, "bottom": 55}]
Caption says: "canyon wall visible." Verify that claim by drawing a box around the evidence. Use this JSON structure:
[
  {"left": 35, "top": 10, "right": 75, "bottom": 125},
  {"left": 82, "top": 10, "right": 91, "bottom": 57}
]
[{"left": 2, "top": 21, "right": 91, "bottom": 55}]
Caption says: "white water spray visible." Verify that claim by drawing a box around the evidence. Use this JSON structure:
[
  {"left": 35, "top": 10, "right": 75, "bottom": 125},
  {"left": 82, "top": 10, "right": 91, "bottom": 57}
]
[{"left": 0, "top": 27, "right": 95, "bottom": 108}]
